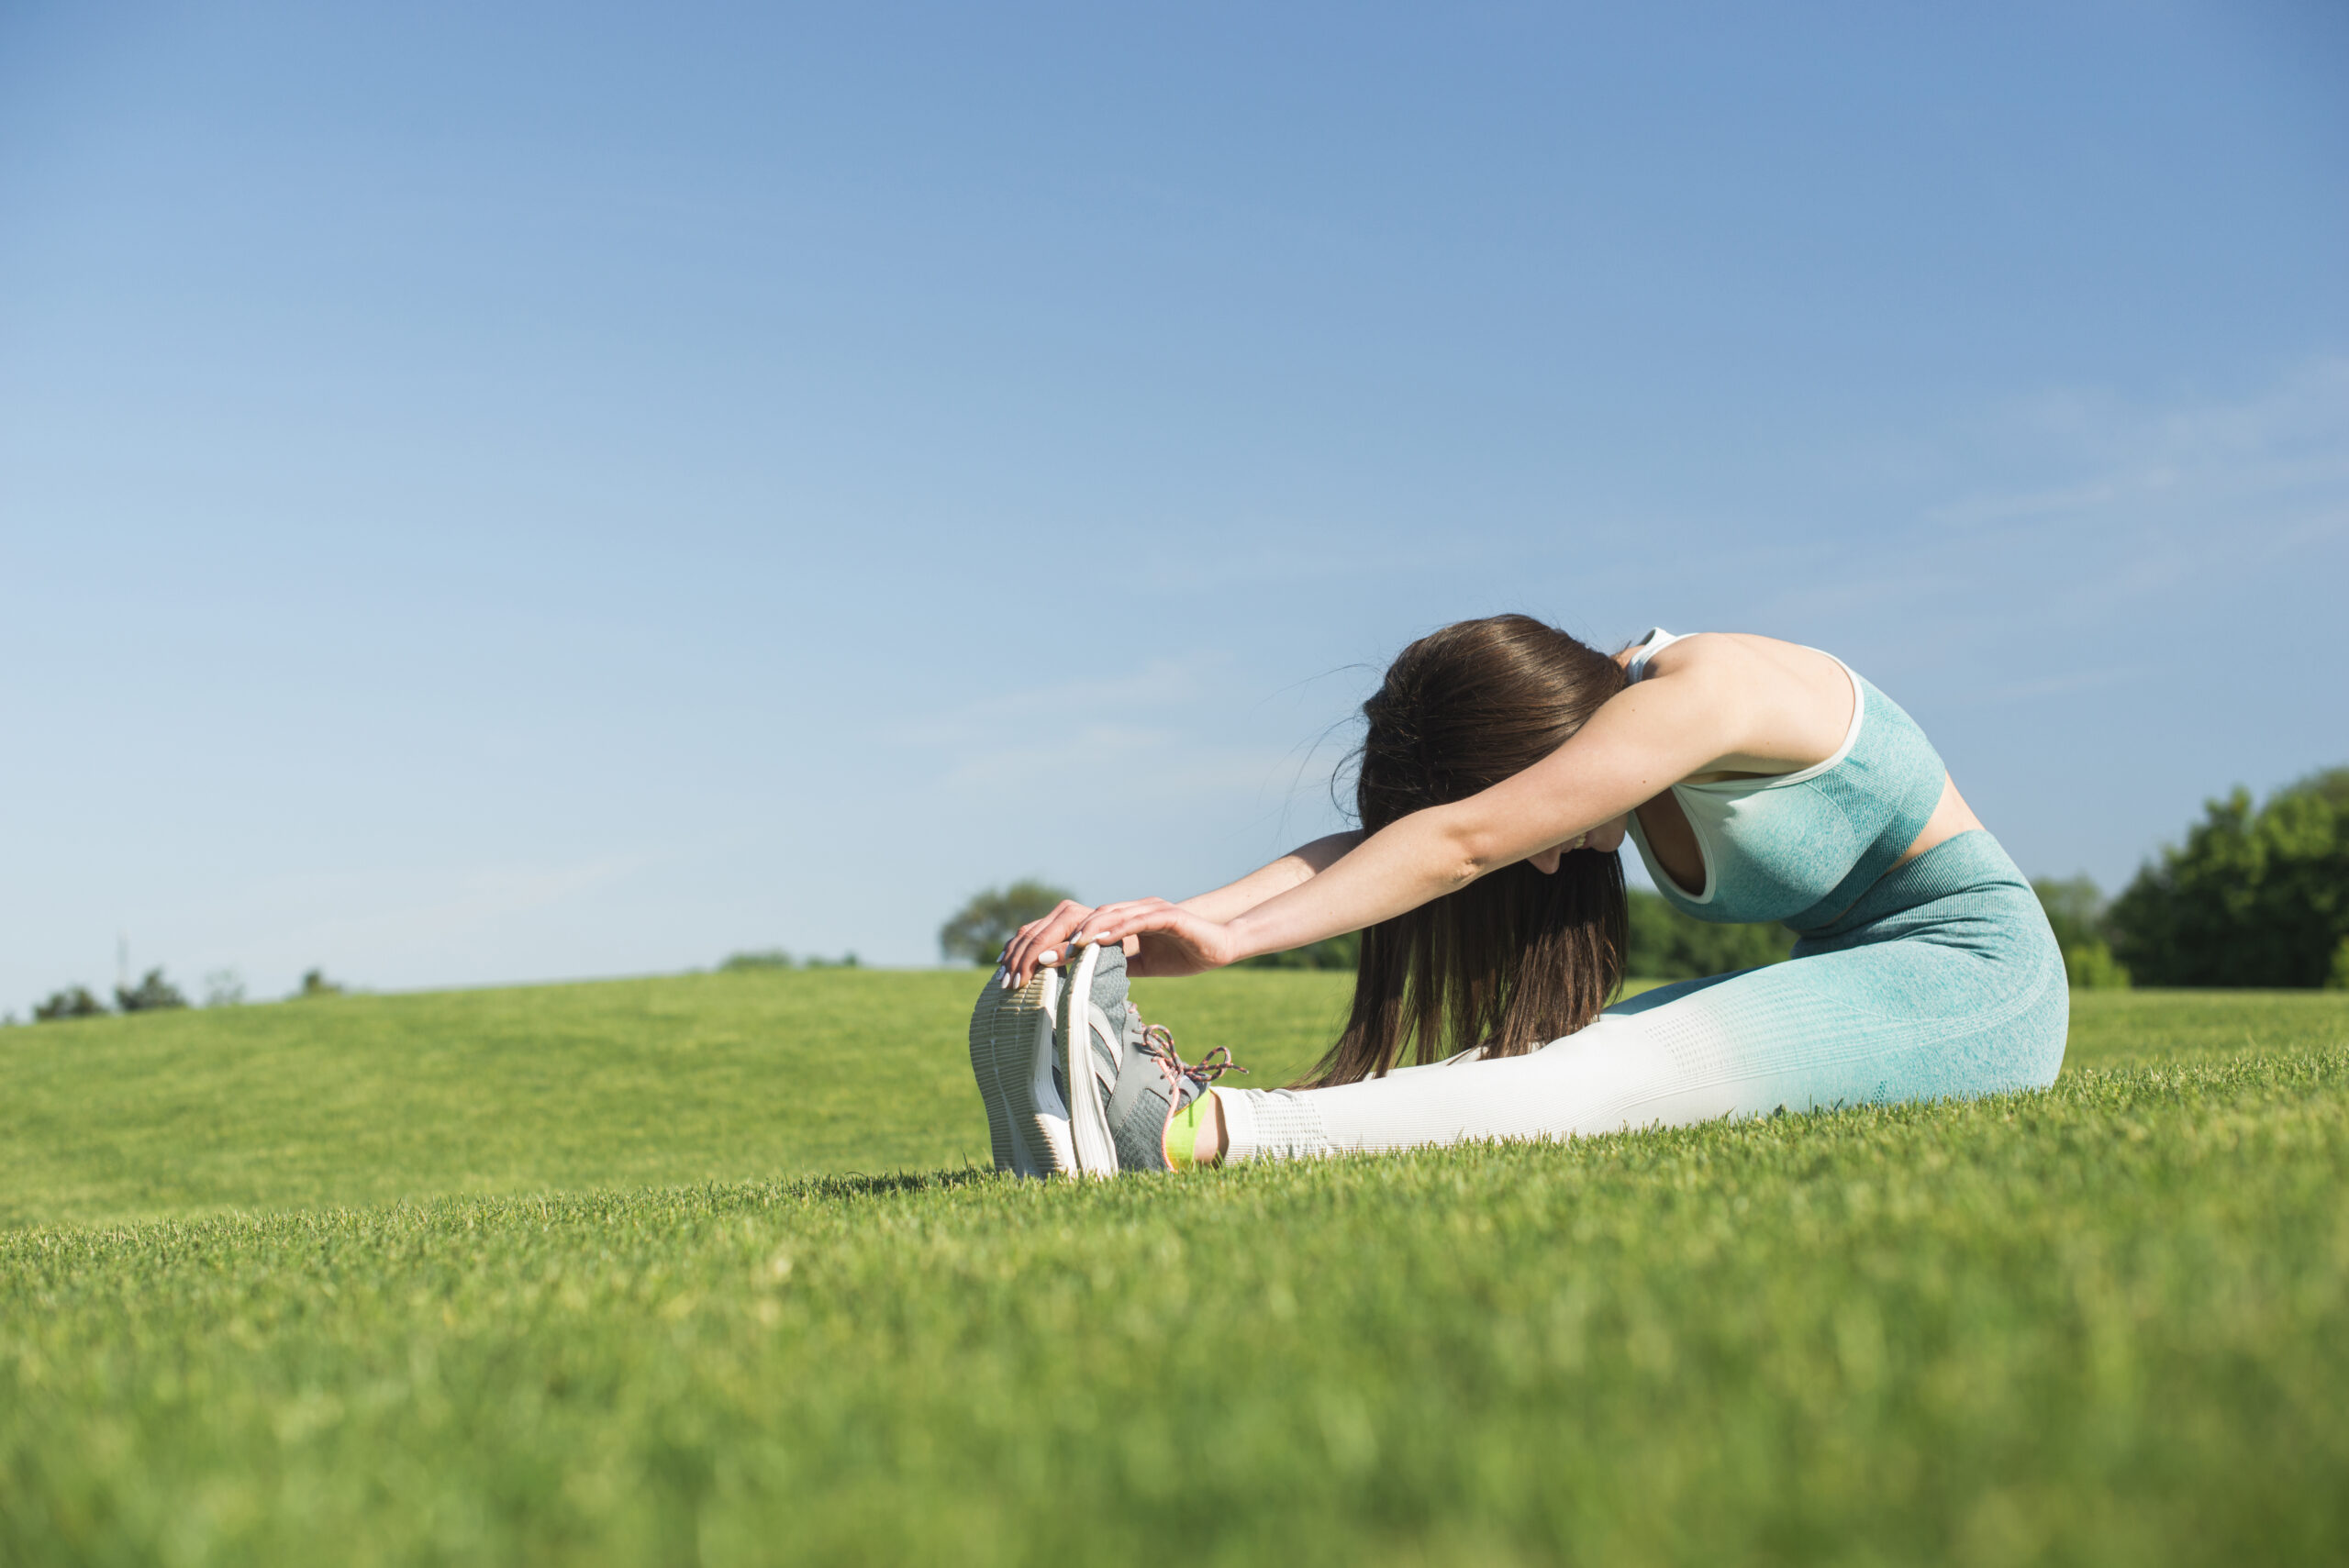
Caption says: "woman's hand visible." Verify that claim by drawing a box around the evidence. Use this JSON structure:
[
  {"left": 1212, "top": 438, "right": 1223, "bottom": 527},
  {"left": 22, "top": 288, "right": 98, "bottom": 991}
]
[
  {"left": 997, "top": 896, "right": 1248, "bottom": 987},
  {"left": 1072, "top": 897, "right": 1246, "bottom": 979},
  {"left": 999, "top": 899, "right": 1098, "bottom": 987}
]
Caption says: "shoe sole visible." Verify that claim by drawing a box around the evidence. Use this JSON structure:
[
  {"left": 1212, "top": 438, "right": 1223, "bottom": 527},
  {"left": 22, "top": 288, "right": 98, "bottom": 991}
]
[
  {"left": 968, "top": 965, "right": 1074, "bottom": 1178},
  {"left": 1061, "top": 942, "right": 1121, "bottom": 1178}
]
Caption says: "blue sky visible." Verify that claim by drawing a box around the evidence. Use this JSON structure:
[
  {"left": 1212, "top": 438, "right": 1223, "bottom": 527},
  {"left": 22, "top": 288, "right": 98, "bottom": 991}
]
[{"left": 4, "top": 1, "right": 2344, "bottom": 1004}]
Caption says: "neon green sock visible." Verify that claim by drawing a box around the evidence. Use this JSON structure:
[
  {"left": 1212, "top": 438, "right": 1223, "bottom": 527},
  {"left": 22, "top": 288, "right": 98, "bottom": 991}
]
[{"left": 1164, "top": 1091, "right": 1215, "bottom": 1170}]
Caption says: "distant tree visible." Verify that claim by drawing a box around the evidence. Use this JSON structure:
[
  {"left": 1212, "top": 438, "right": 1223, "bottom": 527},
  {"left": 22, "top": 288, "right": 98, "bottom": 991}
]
[
  {"left": 2109, "top": 767, "right": 2349, "bottom": 987},
  {"left": 2032, "top": 875, "right": 2105, "bottom": 951},
  {"left": 2063, "top": 940, "right": 2132, "bottom": 991},
  {"left": 294, "top": 968, "right": 345, "bottom": 999},
  {"left": 1626, "top": 890, "right": 1794, "bottom": 980},
  {"left": 34, "top": 985, "right": 107, "bottom": 1021},
  {"left": 2031, "top": 876, "right": 2132, "bottom": 990},
  {"left": 940, "top": 880, "right": 1078, "bottom": 965},
  {"left": 115, "top": 968, "right": 189, "bottom": 1012},
  {"left": 721, "top": 949, "right": 864, "bottom": 972},
  {"left": 1240, "top": 932, "right": 1362, "bottom": 971},
  {"left": 203, "top": 969, "right": 248, "bottom": 1007}
]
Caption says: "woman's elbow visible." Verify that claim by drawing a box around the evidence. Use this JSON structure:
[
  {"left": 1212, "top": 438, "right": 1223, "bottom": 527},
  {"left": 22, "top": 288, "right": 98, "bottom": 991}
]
[{"left": 1440, "top": 816, "right": 1508, "bottom": 889}]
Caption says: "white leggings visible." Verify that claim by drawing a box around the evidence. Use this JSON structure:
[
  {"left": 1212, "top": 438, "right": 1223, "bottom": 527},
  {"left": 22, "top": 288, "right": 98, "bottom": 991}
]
[
  {"left": 1217, "top": 998, "right": 1758, "bottom": 1161},
  {"left": 1212, "top": 842, "right": 2072, "bottom": 1162}
]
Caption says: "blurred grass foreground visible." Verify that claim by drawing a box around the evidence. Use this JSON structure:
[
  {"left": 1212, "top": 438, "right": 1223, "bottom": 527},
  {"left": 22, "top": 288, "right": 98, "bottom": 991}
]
[{"left": 4, "top": 970, "right": 2346, "bottom": 1565}]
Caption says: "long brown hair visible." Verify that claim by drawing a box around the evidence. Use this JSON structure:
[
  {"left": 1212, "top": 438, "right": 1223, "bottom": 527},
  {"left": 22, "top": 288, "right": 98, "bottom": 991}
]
[{"left": 1305, "top": 614, "right": 1629, "bottom": 1086}]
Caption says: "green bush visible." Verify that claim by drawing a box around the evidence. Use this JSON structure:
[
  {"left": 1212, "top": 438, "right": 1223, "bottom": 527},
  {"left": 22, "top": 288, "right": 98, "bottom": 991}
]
[
  {"left": 2110, "top": 767, "right": 2349, "bottom": 987},
  {"left": 2032, "top": 876, "right": 2132, "bottom": 990},
  {"left": 721, "top": 950, "right": 861, "bottom": 972},
  {"left": 2064, "top": 940, "right": 2132, "bottom": 990},
  {"left": 32, "top": 986, "right": 106, "bottom": 1022},
  {"left": 115, "top": 968, "right": 188, "bottom": 1013},
  {"left": 1626, "top": 889, "right": 1793, "bottom": 980}
]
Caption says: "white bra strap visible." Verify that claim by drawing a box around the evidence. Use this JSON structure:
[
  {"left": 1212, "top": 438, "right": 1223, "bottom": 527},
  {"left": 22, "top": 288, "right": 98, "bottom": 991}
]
[{"left": 1625, "top": 627, "right": 1687, "bottom": 684}]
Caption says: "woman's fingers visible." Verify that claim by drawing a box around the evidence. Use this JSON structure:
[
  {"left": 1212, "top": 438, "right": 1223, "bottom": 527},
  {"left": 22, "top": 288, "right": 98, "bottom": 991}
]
[
  {"left": 1086, "top": 901, "right": 1213, "bottom": 960},
  {"left": 1001, "top": 900, "right": 1095, "bottom": 987},
  {"left": 1009, "top": 901, "right": 1089, "bottom": 972},
  {"left": 997, "top": 895, "right": 1236, "bottom": 986}
]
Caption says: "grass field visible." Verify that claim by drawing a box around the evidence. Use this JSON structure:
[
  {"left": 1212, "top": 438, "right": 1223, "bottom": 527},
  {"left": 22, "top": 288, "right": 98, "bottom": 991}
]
[{"left": 4, "top": 973, "right": 2346, "bottom": 1564}]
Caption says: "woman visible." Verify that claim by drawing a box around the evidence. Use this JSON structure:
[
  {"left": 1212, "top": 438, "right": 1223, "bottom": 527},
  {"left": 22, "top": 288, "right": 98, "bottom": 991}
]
[{"left": 967, "top": 615, "right": 2065, "bottom": 1176}]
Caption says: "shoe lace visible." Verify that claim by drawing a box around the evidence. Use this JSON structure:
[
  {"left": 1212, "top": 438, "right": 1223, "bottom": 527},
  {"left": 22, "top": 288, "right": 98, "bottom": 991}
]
[{"left": 1136, "top": 1019, "right": 1247, "bottom": 1092}]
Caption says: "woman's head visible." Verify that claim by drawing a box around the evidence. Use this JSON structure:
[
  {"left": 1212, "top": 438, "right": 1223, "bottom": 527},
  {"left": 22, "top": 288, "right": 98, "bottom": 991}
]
[{"left": 1308, "top": 614, "right": 1629, "bottom": 1086}]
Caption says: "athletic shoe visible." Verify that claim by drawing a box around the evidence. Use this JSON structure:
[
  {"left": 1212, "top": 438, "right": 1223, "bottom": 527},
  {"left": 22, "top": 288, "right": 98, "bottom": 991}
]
[
  {"left": 968, "top": 962, "right": 1076, "bottom": 1177},
  {"left": 1060, "top": 941, "right": 1244, "bottom": 1173}
]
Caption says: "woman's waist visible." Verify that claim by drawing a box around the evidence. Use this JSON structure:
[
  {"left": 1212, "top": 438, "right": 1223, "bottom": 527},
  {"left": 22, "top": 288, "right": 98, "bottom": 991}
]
[
  {"left": 1649, "top": 687, "right": 1954, "bottom": 925},
  {"left": 1647, "top": 805, "right": 1970, "bottom": 928},
  {"left": 1789, "top": 829, "right": 2039, "bottom": 943}
]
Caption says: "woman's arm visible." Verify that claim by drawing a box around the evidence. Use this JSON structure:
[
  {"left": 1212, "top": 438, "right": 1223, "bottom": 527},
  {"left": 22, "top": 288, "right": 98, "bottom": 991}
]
[
  {"left": 1175, "top": 831, "right": 1364, "bottom": 922},
  {"left": 1064, "top": 650, "right": 1761, "bottom": 977},
  {"left": 997, "top": 831, "right": 1364, "bottom": 984}
]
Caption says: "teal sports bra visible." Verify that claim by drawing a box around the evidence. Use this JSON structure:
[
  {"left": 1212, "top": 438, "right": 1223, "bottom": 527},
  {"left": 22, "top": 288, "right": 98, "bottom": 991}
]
[{"left": 1621, "top": 629, "right": 1949, "bottom": 935}]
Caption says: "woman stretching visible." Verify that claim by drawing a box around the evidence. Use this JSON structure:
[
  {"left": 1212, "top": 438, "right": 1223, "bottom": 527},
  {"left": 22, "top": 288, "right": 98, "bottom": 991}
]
[{"left": 966, "top": 615, "right": 2066, "bottom": 1175}]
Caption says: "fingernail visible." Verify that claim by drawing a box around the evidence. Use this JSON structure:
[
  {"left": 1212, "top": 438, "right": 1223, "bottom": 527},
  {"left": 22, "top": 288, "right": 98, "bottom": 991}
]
[
  {"left": 1039, "top": 950, "right": 1056, "bottom": 964},
  {"left": 999, "top": 973, "right": 1013, "bottom": 990}
]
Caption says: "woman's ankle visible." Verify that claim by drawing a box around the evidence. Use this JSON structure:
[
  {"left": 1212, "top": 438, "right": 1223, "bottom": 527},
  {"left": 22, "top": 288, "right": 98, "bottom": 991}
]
[
  {"left": 1164, "top": 1088, "right": 1229, "bottom": 1168},
  {"left": 1197, "top": 1089, "right": 1228, "bottom": 1163}
]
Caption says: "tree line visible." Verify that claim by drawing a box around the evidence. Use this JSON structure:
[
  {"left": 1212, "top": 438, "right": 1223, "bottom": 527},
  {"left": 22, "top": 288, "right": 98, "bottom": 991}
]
[
  {"left": 717, "top": 950, "right": 863, "bottom": 972},
  {"left": 23, "top": 766, "right": 2338, "bottom": 1022},
  {"left": 19, "top": 969, "right": 342, "bottom": 1025},
  {"left": 2099, "top": 766, "right": 2347, "bottom": 988}
]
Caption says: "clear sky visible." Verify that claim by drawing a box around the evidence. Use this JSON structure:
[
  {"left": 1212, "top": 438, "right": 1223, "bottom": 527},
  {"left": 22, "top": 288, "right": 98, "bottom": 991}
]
[{"left": 4, "top": 1, "right": 2345, "bottom": 1005}]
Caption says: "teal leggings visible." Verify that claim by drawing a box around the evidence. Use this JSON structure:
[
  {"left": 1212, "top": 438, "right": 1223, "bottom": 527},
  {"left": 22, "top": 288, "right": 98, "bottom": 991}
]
[{"left": 1216, "top": 831, "right": 2069, "bottom": 1162}]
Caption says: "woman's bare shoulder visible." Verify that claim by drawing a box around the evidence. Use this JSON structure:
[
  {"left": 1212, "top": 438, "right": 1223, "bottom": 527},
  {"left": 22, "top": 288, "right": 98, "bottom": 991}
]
[{"left": 1619, "top": 631, "right": 1854, "bottom": 771}]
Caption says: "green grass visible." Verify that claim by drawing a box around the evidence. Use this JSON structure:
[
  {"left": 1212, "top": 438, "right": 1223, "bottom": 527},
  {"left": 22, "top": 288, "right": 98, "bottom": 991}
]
[
  {"left": 0, "top": 969, "right": 1359, "bottom": 1229},
  {"left": 3, "top": 977, "right": 2346, "bottom": 1564}
]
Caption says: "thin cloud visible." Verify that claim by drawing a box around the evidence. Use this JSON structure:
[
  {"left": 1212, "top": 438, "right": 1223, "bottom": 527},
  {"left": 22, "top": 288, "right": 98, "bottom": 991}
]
[{"left": 1932, "top": 359, "right": 2349, "bottom": 537}]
